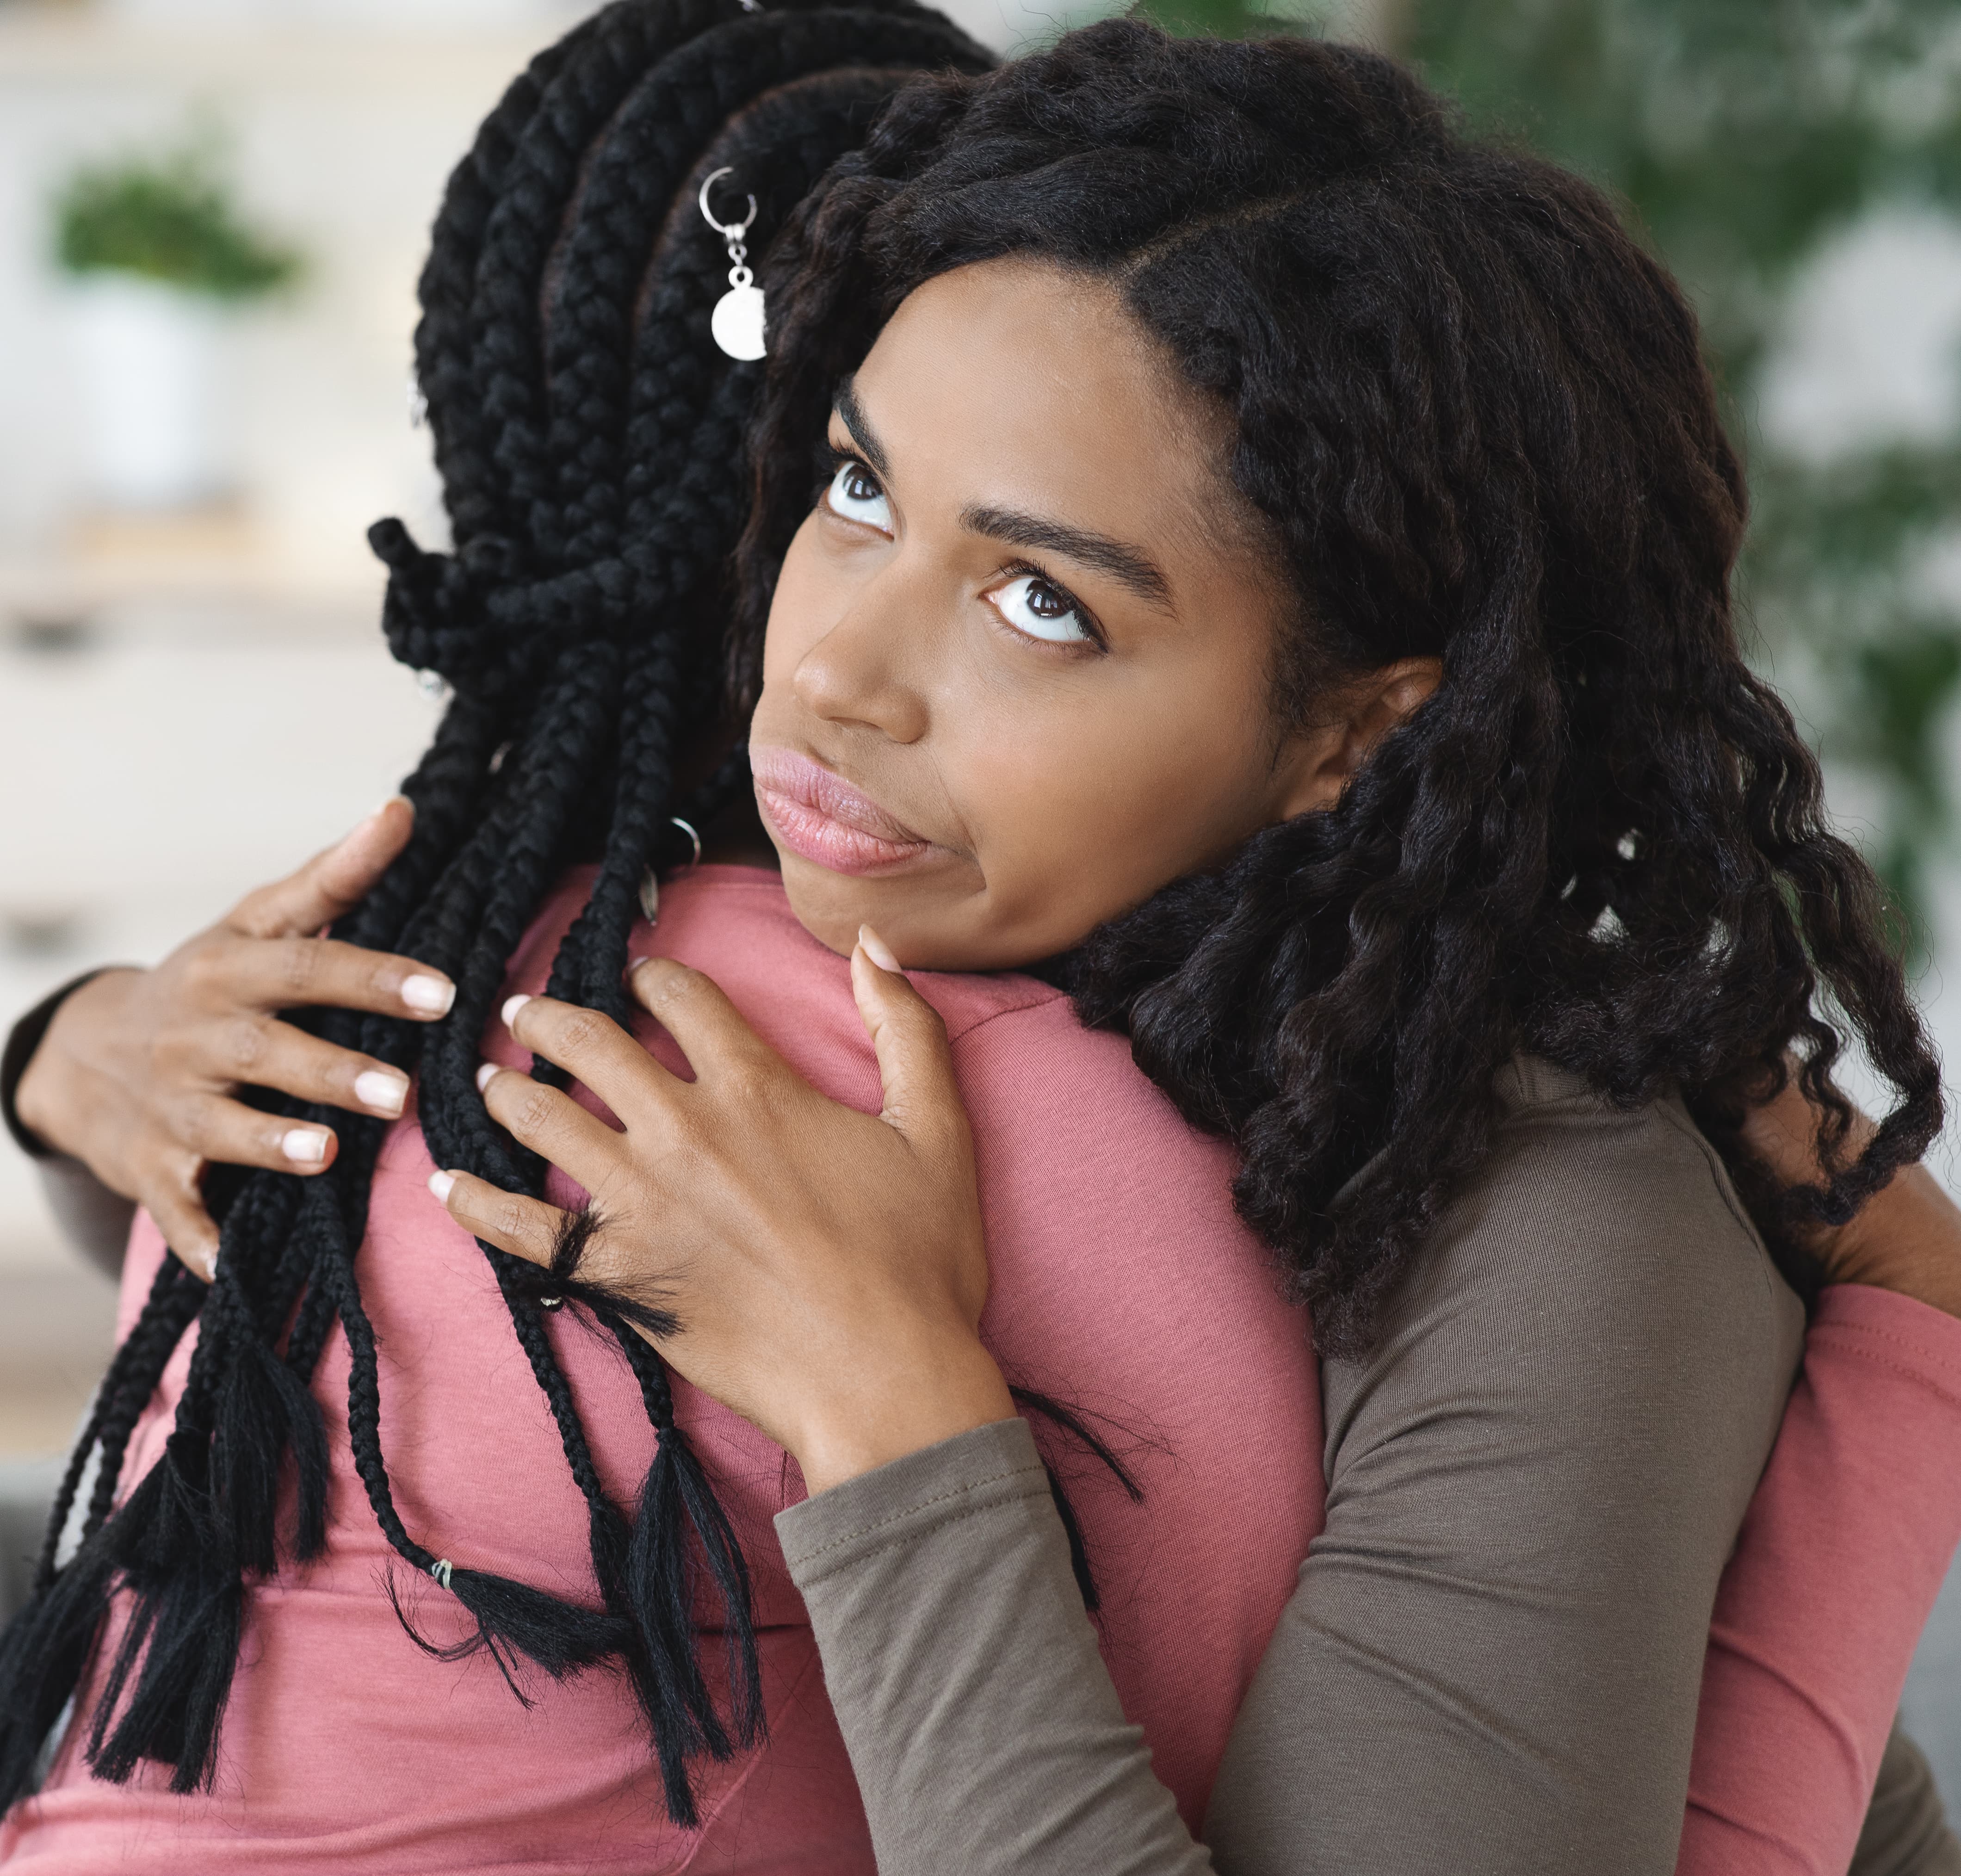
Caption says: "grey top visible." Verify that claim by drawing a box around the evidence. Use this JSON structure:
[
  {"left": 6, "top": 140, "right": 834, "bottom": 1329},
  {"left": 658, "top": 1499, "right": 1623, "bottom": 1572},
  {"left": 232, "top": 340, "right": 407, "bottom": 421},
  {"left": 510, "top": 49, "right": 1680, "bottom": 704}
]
[
  {"left": 775, "top": 1062, "right": 1955, "bottom": 1874},
  {"left": 14, "top": 1036, "right": 1955, "bottom": 1869}
]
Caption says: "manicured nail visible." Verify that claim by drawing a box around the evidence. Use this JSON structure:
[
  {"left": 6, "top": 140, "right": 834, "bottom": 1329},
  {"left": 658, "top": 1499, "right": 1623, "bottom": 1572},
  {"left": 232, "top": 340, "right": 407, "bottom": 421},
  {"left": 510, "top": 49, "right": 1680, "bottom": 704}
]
[
  {"left": 501, "top": 994, "right": 532, "bottom": 1029},
  {"left": 428, "top": 1170, "right": 456, "bottom": 1204},
  {"left": 858, "top": 925, "right": 902, "bottom": 974},
  {"left": 282, "top": 1128, "right": 330, "bottom": 1164},
  {"left": 354, "top": 1069, "right": 408, "bottom": 1117},
  {"left": 402, "top": 974, "right": 454, "bottom": 1016},
  {"left": 475, "top": 1061, "right": 499, "bottom": 1093}
]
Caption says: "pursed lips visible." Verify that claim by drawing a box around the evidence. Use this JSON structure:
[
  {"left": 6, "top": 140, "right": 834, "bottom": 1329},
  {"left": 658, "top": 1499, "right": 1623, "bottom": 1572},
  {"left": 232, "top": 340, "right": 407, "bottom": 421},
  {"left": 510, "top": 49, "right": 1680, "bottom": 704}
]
[{"left": 749, "top": 744, "right": 936, "bottom": 876}]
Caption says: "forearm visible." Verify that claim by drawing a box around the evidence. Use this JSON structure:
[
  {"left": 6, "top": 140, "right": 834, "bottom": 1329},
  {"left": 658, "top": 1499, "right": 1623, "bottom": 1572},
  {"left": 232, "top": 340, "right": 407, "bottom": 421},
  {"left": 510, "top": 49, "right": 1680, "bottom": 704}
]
[
  {"left": 4, "top": 970, "right": 137, "bottom": 1275},
  {"left": 777, "top": 1416, "right": 1214, "bottom": 1876},
  {"left": 1679, "top": 1286, "right": 1961, "bottom": 1876}
]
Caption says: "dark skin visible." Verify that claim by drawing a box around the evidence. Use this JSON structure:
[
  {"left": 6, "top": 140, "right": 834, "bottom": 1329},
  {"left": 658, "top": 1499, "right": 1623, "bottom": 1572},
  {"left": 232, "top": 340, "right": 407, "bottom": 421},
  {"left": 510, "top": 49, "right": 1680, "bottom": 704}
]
[{"left": 19, "top": 257, "right": 1961, "bottom": 1492}]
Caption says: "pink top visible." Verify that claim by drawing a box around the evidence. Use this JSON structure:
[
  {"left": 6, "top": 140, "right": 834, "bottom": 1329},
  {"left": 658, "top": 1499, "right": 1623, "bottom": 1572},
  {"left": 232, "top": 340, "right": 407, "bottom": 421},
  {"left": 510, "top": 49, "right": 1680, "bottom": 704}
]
[{"left": 4, "top": 865, "right": 1959, "bottom": 1874}]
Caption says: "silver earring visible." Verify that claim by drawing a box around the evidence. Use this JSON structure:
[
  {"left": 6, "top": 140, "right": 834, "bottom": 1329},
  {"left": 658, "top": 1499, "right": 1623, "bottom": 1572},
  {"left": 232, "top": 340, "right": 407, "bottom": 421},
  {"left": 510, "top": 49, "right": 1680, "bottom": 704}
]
[
  {"left": 638, "top": 817, "right": 707, "bottom": 925},
  {"left": 699, "top": 167, "right": 765, "bottom": 361}
]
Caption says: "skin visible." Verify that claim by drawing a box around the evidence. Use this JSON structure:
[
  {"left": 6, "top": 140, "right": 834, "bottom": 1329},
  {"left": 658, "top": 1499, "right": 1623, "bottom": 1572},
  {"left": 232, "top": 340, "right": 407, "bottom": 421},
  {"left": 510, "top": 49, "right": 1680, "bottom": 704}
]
[{"left": 19, "top": 257, "right": 1961, "bottom": 1492}]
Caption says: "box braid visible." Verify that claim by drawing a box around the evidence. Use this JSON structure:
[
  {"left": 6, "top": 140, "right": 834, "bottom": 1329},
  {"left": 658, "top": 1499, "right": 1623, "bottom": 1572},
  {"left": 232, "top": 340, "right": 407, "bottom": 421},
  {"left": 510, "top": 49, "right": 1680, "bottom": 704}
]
[
  {"left": 731, "top": 18, "right": 1942, "bottom": 1358},
  {"left": 0, "top": 0, "right": 991, "bottom": 1826}
]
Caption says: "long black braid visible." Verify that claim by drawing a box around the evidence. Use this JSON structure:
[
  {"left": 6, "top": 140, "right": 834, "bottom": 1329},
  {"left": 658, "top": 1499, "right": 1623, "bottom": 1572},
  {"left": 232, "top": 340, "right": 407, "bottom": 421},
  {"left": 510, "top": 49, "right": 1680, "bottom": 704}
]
[{"left": 0, "top": 0, "right": 990, "bottom": 1826}]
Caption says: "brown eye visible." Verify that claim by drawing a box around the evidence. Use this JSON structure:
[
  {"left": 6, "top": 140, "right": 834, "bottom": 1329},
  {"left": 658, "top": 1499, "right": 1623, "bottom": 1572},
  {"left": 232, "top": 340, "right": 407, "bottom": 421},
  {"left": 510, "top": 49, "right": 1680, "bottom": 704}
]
[
  {"left": 989, "top": 572, "right": 1091, "bottom": 644},
  {"left": 824, "top": 458, "right": 891, "bottom": 531}
]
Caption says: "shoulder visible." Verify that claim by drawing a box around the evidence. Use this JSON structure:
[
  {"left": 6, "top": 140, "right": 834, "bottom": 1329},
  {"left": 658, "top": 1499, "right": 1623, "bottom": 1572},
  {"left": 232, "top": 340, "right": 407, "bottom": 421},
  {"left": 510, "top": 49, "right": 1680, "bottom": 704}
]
[{"left": 1325, "top": 1056, "right": 1805, "bottom": 1490}]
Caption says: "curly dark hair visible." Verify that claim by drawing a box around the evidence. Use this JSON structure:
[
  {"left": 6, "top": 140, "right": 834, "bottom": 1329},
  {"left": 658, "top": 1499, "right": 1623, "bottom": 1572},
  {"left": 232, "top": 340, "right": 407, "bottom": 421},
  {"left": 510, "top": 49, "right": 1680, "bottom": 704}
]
[{"left": 733, "top": 16, "right": 1942, "bottom": 1356}]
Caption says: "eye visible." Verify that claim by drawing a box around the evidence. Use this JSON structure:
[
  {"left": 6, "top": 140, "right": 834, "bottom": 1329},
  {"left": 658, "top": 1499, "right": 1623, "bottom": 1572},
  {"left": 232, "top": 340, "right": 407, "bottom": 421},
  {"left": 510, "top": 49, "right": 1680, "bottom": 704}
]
[
  {"left": 823, "top": 457, "right": 891, "bottom": 533},
  {"left": 988, "top": 572, "right": 1094, "bottom": 645}
]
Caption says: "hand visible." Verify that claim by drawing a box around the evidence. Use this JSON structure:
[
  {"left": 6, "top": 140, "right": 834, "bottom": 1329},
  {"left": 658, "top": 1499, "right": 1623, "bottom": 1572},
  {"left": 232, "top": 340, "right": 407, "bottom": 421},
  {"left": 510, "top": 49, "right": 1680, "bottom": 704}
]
[
  {"left": 430, "top": 927, "right": 1015, "bottom": 1494},
  {"left": 1740, "top": 1074, "right": 1961, "bottom": 1320},
  {"left": 14, "top": 799, "right": 456, "bottom": 1278}
]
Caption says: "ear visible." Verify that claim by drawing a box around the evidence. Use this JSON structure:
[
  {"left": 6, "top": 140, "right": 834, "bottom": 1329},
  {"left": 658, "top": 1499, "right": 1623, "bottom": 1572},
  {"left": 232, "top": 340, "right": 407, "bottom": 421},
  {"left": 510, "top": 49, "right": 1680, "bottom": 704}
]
[{"left": 1274, "top": 657, "right": 1442, "bottom": 820}]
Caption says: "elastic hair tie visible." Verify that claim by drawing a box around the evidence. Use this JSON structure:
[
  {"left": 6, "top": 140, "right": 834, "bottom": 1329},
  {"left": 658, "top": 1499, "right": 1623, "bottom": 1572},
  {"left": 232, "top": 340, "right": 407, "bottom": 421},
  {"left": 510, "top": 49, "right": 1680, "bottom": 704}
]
[{"left": 429, "top": 1558, "right": 454, "bottom": 1591}]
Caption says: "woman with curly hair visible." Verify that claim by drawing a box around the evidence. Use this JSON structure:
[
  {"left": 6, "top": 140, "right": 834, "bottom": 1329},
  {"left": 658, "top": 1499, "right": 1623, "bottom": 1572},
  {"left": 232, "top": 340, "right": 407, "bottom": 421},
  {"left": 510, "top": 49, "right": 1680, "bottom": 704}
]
[{"left": 6, "top": 4, "right": 1961, "bottom": 1871}]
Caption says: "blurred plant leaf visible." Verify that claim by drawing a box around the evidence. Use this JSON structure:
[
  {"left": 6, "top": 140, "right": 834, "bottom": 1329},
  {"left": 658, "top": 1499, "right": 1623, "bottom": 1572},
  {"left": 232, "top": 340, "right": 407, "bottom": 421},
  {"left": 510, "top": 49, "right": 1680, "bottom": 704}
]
[{"left": 54, "top": 124, "right": 302, "bottom": 301}]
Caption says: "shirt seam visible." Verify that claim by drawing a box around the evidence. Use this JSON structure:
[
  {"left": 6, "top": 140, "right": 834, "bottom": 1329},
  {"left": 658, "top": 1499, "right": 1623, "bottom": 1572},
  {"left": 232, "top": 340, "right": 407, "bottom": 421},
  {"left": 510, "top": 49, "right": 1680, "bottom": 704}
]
[
  {"left": 1812, "top": 1321, "right": 1961, "bottom": 1399},
  {"left": 788, "top": 1494, "right": 1052, "bottom": 1587},
  {"left": 780, "top": 1461, "right": 1051, "bottom": 1570}
]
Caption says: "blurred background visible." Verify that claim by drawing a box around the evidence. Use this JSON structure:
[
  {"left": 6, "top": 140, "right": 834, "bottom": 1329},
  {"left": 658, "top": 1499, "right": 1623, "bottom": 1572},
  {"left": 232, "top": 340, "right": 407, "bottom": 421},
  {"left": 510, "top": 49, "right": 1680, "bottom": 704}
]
[{"left": 4, "top": 0, "right": 1961, "bottom": 1811}]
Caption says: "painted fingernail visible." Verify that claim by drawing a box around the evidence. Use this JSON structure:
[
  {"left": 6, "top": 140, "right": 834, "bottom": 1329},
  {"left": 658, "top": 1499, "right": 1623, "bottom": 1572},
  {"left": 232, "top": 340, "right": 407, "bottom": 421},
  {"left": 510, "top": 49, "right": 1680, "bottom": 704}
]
[
  {"left": 475, "top": 1061, "right": 499, "bottom": 1093},
  {"left": 354, "top": 1069, "right": 409, "bottom": 1116},
  {"left": 501, "top": 993, "right": 532, "bottom": 1029},
  {"left": 402, "top": 974, "right": 455, "bottom": 1015},
  {"left": 428, "top": 1170, "right": 456, "bottom": 1204},
  {"left": 282, "top": 1128, "right": 330, "bottom": 1164},
  {"left": 858, "top": 925, "right": 902, "bottom": 974}
]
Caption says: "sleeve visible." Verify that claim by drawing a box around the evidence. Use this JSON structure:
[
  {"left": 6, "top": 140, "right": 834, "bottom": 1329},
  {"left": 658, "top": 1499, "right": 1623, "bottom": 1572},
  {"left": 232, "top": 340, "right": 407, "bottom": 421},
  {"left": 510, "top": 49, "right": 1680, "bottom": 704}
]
[
  {"left": 1202, "top": 1094, "right": 1804, "bottom": 1875},
  {"left": 779, "top": 1088, "right": 1803, "bottom": 1876},
  {"left": 3, "top": 971, "right": 136, "bottom": 1276},
  {"left": 1848, "top": 1723, "right": 1961, "bottom": 1876},
  {"left": 777, "top": 1415, "right": 1214, "bottom": 1876},
  {"left": 1679, "top": 1285, "right": 1961, "bottom": 1876}
]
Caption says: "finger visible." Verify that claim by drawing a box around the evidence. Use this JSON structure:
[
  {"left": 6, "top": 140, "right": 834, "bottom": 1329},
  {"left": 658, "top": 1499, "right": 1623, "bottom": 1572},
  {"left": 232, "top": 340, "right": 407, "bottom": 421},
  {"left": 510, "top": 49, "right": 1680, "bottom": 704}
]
[
  {"left": 427, "top": 1167, "right": 568, "bottom": 1269},
  {"left": 477, "top": 1062, "right": 625, "bottom": 1193},
  {"left": 146, "top": 1155, "right": 221, "bottom": 1281},
  {"left": 169, "top": 1090, "right": 341, "bottom": 1177},
  {"left": 623, "top": 958, "right": 779, "bottom": 1081},
  {"left": 194, "top": 1013, "right": 413, "bottom": 1120},
  {"left": 229, "top": 798, "right": 417, "bottom": 941},
  {"left": 205, "top": 932, "right": 454, "bottom": 1022},
  {"left": 501, "top": 991, "right": 683, "bottom": 1118},
  {"left": 851, "top": 926, "right": 964, "bottom": 1148}
]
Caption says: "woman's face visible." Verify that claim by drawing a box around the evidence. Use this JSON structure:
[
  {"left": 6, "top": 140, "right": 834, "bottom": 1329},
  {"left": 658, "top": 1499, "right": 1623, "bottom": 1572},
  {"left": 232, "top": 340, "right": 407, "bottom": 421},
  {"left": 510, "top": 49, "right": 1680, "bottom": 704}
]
[{"left": 749, "top": 256, "right": 1424, "bottom": 971}]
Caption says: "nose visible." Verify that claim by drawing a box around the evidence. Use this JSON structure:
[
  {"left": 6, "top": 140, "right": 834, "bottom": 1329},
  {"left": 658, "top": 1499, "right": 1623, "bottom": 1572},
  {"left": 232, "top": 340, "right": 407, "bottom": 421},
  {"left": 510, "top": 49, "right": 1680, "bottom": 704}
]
[{"left": 791, "top": 576, "right": 931, "bottom": 745}]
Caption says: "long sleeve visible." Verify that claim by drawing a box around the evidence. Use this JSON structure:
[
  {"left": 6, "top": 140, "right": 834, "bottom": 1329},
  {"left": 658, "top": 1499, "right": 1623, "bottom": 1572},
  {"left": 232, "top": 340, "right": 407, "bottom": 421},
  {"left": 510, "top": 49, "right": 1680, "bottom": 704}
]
[
  {"left": 2, "top": 971, "right": 134, "bottom": 1279},
  {"left": 778, "top": 1063, "right": 1807, "bottom": 1875},
  {"left": 1681, "top": 1284, "right": 1961, "bottom": 1876}
]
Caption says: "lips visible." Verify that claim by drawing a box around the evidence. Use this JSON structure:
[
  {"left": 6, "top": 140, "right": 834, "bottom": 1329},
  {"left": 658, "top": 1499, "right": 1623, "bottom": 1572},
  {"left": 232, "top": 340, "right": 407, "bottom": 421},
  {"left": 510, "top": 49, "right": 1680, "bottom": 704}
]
[{"left": 749, "top": 744, "right": 934, "bottom": 875}]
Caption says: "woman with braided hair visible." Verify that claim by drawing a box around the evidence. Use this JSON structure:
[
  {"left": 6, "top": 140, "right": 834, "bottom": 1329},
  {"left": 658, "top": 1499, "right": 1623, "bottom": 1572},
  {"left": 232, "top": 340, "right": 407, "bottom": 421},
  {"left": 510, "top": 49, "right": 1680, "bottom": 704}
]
[{"left": 9, "top": 2, "right": 1961, "bottom": 1871}]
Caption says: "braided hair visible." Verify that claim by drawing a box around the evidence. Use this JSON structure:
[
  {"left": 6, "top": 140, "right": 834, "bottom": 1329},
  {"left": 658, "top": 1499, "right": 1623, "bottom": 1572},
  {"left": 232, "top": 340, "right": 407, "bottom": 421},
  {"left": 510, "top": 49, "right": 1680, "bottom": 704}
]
[
  {"left": 0, "top": 0, "right": 990, "bottom": 1825},
  {"left": 2, "top": 0, "right": 1942, "bottom": 1827},
  {"left": 730, "top": 19, "right": 1942, "bottom": 1354}
]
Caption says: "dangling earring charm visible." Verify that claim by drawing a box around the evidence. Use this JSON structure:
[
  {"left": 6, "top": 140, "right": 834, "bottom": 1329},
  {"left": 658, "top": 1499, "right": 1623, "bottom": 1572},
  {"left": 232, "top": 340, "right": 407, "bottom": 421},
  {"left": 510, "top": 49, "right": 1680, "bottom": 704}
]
[{"left": 699, "top": 167, "right": 765, "bottom": 361}]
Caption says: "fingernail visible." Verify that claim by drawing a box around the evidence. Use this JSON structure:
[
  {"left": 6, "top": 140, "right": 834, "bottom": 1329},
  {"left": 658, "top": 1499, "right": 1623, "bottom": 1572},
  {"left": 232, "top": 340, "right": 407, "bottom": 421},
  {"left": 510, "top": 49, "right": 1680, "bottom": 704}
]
[
  {"left": 402, "top": 974, "right": 455, "bottom": 1016},
  {"left": 282, "top": 1128, "right": 330, "bottom": 1164},
  {"left": 501, "top": 993, "right": 532, "bottom": 1028},
  {"left": 858, "top": 925, "right": 902, "bottom": 974},
  {"left": 428, "top": 1170, "right": 456, "bottom": 1204},
  {"left": 354, "top": 1069, "right": 409, "bottom": 1117},
  {"left": 475, "top": 1061, "right": 498, "bottom": 1093}
]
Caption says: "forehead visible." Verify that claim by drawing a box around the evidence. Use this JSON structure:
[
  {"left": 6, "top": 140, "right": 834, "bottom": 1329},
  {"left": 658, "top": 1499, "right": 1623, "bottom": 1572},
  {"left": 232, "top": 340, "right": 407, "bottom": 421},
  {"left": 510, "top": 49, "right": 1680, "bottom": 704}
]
[{"left": 847, "top": 257, "right": 1249, "bottom": 574}]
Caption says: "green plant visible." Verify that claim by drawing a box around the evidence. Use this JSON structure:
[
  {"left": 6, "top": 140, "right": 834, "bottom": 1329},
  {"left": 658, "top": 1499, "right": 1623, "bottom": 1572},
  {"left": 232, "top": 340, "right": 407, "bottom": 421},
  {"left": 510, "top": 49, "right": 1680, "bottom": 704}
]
[
  {"left": 54, "top": 130, "right": 301, "bottom": 300},
  {"left": 1113, "top": 0, "right": 1961, "bottom": 955}
]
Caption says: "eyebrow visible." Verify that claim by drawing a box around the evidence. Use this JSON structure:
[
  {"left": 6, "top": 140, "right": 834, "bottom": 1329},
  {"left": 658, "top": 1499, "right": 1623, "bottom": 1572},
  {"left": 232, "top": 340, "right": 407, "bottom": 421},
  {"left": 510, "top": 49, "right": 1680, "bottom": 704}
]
[
  {"left": 829, "top": 377, "right": 1175, "bottom": 611},
  {"left": 832, "top": 378, "right": 893, "bottom": 483},
  {"left": 959, "top": 504, "right": 1172, "bottom": 609}
]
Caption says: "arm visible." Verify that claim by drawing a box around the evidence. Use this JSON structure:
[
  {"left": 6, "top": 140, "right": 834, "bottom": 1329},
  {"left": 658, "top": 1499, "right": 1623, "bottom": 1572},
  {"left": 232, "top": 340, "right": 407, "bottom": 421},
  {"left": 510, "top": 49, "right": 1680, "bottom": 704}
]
[
  {"left": 777, "top": 1077, "right": 1799, "bottom": 1874},
  {"left": 2, "top": 971, "right": 136, "bottom": 1275},
  {"left": 1679, "top": 1283, "right": 1961, "bottom": 1876},
  {"left": 1, "top": 801, "right": 455, "bottom": 1277}
]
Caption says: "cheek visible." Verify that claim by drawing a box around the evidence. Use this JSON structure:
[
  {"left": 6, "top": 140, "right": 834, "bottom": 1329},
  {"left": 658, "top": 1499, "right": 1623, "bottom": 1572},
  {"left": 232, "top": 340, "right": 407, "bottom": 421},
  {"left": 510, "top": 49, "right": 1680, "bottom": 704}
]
[
  {"left": 944, "top": 668, "right": 1277, "bottom": 935},
  {"left": 759, "top": 514, "right": 831, "bottom": 687}
]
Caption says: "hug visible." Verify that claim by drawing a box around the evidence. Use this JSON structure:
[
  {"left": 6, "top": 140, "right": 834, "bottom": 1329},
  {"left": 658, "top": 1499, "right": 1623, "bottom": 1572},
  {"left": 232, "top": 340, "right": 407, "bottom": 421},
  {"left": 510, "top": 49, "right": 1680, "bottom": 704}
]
[{"left": 5, "top": 2, "right": 1961, "bottom": 1870}]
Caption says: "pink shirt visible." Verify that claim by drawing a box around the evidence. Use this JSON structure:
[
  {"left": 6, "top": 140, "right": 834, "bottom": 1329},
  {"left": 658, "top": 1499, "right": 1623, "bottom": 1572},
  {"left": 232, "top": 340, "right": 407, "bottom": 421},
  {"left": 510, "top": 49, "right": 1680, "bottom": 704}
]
[{"left": 4, "top": 865, "right": 1959, "bottom": 1873}]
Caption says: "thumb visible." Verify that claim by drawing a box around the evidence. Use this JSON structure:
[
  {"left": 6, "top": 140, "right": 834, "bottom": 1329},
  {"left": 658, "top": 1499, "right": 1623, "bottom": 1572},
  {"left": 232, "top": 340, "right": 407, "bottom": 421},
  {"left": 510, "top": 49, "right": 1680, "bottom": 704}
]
[
  {"left": 851, "top": 925, "right": 964, "bottom": 1148},
  {"left": 230, "top": 796, "right": 416, "bottom": 939}
]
